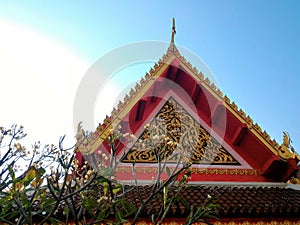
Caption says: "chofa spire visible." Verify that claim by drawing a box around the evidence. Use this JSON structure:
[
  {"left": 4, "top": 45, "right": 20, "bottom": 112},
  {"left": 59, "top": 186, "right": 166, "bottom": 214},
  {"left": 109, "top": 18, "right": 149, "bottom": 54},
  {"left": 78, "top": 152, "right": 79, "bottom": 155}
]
[{"left": 170, "top": 18, "right": 176, "bottom": 51}]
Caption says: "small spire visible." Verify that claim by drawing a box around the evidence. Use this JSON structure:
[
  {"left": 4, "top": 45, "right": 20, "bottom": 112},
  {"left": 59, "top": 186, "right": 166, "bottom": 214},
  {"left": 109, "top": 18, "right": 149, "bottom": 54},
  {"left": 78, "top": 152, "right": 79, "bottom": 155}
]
[{"left": 170, "top": 18, "right": 176, "bottom": 50}]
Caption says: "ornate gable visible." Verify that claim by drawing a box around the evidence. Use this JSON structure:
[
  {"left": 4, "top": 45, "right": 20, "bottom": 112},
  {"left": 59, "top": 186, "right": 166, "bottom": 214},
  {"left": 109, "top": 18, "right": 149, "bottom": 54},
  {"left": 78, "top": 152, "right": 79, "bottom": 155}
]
[
  {"left": 121, "top": 97, "right": 240, "bottom": 166},
  {"left": 76, "top": 23, "right": 299, "bottom": 184}
]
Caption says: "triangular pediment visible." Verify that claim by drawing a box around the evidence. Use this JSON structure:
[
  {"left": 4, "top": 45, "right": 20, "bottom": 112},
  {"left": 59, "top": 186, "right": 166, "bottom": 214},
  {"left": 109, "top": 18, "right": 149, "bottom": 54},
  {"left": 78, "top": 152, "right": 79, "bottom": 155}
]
[
  {"left": 76, "top": 45, "right": 299, "bottom": 183},
  {"left": 121, "top": 97, "right": 240, "bottom": 166}
]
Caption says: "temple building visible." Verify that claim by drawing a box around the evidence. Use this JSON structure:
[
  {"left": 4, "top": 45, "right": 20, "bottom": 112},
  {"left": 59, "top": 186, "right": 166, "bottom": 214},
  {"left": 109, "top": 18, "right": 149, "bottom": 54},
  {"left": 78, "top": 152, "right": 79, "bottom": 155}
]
[{"left": 76, "top": 20, "right": 300, "bottom": 224}]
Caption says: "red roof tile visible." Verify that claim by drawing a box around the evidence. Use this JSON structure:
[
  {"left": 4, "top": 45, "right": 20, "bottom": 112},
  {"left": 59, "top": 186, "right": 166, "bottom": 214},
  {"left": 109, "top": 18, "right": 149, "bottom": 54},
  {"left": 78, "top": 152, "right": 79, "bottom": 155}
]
[{"left": 123, "top": 185, "right": 300, "bottom": 218}]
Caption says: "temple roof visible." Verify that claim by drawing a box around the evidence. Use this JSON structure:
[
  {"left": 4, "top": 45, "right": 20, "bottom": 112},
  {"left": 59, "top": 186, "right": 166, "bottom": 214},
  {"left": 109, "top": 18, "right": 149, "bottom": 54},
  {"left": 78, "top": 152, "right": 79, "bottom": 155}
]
[{"left": 76, "top": 21, "right": 299, "bottom": 183}]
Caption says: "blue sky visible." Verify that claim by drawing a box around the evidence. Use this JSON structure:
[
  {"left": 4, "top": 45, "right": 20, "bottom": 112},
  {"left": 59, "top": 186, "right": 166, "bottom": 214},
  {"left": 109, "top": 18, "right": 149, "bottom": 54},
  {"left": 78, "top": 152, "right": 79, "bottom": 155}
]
[{"left": 0, "top": 1, "right": 299, "bottom": 153}]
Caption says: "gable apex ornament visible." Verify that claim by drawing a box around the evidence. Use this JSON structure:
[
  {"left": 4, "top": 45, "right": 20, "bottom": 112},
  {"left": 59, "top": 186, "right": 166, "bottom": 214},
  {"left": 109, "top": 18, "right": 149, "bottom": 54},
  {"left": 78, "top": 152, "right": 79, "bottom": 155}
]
[{"left": 170, "top": 17, "right": 176, "bottom": 51}]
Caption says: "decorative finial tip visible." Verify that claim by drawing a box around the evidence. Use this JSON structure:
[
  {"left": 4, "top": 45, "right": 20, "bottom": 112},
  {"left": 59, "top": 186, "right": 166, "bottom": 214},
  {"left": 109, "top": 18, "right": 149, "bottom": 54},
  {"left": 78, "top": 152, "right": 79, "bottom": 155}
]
[{"left": 170, "top": 18, "right": 176, "bottom": 47}]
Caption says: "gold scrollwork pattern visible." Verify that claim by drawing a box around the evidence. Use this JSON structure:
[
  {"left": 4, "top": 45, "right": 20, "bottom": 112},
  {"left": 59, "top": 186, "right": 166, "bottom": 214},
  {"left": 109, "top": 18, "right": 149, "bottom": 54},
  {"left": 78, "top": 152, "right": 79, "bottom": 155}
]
[
  {"left": 121, "top": 97, "right": 240, "bottom": 165},
  {"left": 187, "top": 168, "right": 261, "bottom": 176},
  {"left": 115, "top": 167, "right": 261, "bottom": 176}
]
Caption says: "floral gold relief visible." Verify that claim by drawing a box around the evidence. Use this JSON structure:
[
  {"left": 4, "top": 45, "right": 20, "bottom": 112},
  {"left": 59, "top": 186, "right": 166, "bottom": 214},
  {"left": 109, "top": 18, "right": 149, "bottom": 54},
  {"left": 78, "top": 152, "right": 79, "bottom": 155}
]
[
  {"left": 116, "top": 167, "right": 261, "bottom": 176},
  {"left": 121, "top": 97, "right": 240, "bottom": 165}
]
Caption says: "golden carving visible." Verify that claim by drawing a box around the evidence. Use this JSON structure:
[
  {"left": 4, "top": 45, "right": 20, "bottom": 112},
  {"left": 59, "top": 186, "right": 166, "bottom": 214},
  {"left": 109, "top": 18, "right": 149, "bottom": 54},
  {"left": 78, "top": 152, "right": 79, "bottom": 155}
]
[
  {"left": 75, "top": 122, "right": 98, "bottom": 154},
  {"left": 135, "top": 83, "right": 141, "bottom": 92},
  {"left": 121, "top": 97, "right": 240, "bottom": 165},
  {"left": 254, "top": 123, "right": 262, "bottom": 132},
  {"left": 245, "top": 115, "right": 253, "bottom": 125},
  {"left": 192, "top": 66, "right": 199, "bottom": 75},
  {"left": 198, "top": 72, "right": 204, "bottom": 80},
  {"left": 149, "top": 67, "right": 155, "bottom": 76},
  {"left": 239, "top": 109, "right": 246, "bottom": 118},
  {"left": 188, "top": 168, "right": 261, "bottom": 176},
  {"left": 115, "top": 167, "right": 262, "bottom": 176},
  {"left": 129, "top": 88, "right": 136, "bottom": 97},
  {"left": 231, "top": 102, "right": 238, "bottom": 110},
  {"left": 103, "top": 115, "right": 111, "bottom": 125},
  {"left": 216, "top": 88, "right": 223, "bottom": 97},
  {"left": 145, "top": 72, "right": 150, "bottom": 80},
  {"left": 211, "top": 83, "right": 217, "bottom": 91},
  {"left": 75, "top": 121, "right": 85, "bottom": 143},
  {"left": 204, "top": 77, "right": 211, "bottom": 85},
  {"left": 278, "top": 132, "right": 296, "bottom": 161},
  {"left": 289, "top": 177, "right": 300, "bottom": 184},
  {"left": 124, "top": 94, "right": 130, "bottom": 103},
  {"left": 96, "top": 123, "right": 104, "bottom": 133},
  {"left": 140, "top": 77, "right": 146, "bottom": 86}
]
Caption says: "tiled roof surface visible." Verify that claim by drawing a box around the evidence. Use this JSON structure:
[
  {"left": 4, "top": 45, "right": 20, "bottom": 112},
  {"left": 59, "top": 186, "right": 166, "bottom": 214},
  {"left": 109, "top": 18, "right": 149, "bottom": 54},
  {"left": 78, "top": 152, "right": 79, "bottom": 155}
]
[{"left": 123, "top": 185, "right": 300, "bottom": 218}]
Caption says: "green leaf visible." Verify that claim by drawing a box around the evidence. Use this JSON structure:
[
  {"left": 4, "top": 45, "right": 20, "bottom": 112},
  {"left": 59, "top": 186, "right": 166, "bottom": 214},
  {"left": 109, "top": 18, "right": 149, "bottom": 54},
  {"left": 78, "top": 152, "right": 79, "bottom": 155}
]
[
  {"left": 103, "top": 182, "right": 109, "bottom": 196},
  {"left": 21, "top": 194, "right": 31, "bottom": 208},
  {"left": 95, "top": 175, "right": 110, "bottom": 184},
  {"left": 23, "top": 168, "right": 37, "bottom": 186},
  {"left": 82, "top": 198, "right": 96, "bottom": 213},
  {"left": 8, "top": 167, "right": 15, "bottom": 181},
  {"left": 186, "top": 213, "right": 192, "bottom": 224},
  {"left": 7, "top": 211, "right": 19, "bottom": 220},
  {"left": 42, "top": 197, "right": 56, "bottom": 211},
  {"left": 0, "top": 194, "right": 13, "bottom": 205},
  {"left": 112, "top": 184, "right": 122, "bottom": 195},
  {"left": 96, "top": 209, "right": 106, "bottom": 221},
  {"left": 123, "top": 201, "right": 137, "bottom": 217},
  {"left": 115, "top": 208, "right": 127, "bottom": 223},
  {"left": 37, "top": 167, "right": 46, "bottom": 177},
  {"left": 64, "top": 207, "right": 70, "bottom": 218},
  {"left": 0, "top": 200, "right": 14, "bottom": 216}
]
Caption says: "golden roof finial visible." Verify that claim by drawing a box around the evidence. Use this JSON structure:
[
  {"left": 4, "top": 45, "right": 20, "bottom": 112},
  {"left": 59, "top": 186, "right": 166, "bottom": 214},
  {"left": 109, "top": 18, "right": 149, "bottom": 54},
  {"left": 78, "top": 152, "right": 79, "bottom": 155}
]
[
  {"left": 278, "top": 131, "right": 296, "bottom": 161},
  {"left": 170, "top": 18, "right": 176, "bottom": 50}
]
